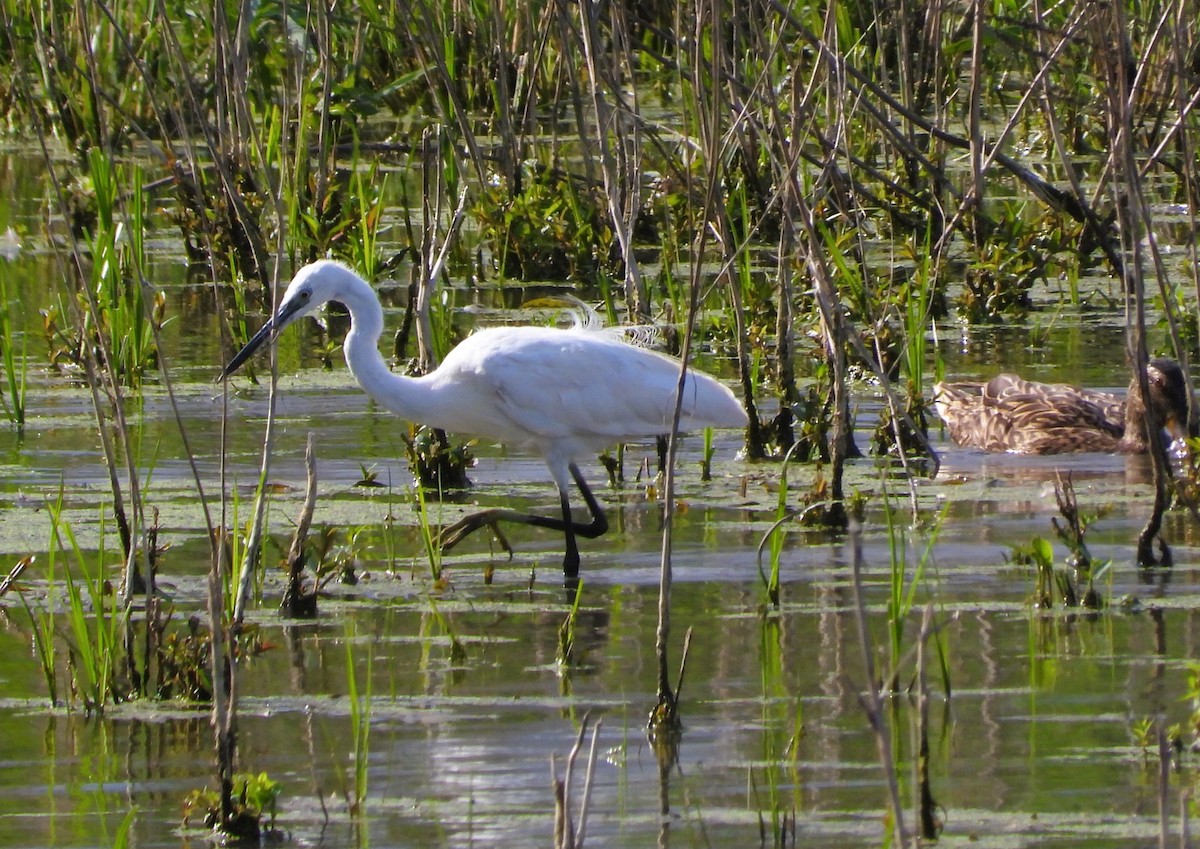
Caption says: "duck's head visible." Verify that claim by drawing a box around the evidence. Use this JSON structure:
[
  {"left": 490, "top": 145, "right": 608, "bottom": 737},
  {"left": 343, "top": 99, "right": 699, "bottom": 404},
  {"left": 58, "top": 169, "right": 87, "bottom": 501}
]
[{"left": 1143, "top": 357, "right": 1191, "bottom": 446}]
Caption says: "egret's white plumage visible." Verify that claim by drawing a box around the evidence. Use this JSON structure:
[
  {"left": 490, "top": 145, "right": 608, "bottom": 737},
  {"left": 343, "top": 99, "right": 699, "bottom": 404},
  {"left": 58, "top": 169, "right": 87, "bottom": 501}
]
[{"left": 222, "top": 260, "right": 748, "bottom": 578}]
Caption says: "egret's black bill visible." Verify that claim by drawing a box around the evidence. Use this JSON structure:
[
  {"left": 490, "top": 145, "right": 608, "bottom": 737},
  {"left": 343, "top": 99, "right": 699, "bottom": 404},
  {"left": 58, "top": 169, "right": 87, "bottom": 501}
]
[{"left": 219, "top": 318, "right": 275, "bottom": 381}]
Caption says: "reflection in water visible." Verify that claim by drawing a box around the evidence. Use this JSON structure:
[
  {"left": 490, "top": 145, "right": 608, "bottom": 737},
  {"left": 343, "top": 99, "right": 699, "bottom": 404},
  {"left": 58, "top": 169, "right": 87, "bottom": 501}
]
[
  {"left": 937, "top": 441, "right": 1161, "bottom": 488},
  {"left": 1, "top": 512, "right": 1196, "bottom": 846}
]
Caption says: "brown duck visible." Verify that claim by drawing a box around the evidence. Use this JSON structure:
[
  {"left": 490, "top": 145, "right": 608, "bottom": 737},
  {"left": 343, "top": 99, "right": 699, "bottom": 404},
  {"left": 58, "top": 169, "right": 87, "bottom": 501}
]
[{"left": 933, "top": 358, "right": 1189, "bottom": 454}]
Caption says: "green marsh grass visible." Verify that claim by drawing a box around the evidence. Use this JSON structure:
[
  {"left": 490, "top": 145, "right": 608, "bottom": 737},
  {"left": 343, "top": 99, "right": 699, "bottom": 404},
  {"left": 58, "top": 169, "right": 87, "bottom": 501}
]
[
  {"left": 47, "top": 488, "right": 125, "bottom": 712},
  {"left": 754, "top": 615, "right": 800, "bottom": 846},
  {"left": 557, "top": 580, "right": 585, "bottom": 671},
  {"left": 111, "top": 808, "right": 137, "bottom": 849},
  {"left": 349, "top": 163, "right": 387, "bottom": 281},
  {"left": 345, "top": 628, "right": 373, "bottom": 817},
  {"left": 413, "top": 482, "right": 446, "bottom": 583},
  {"left": 21, "top": 561, "right": 60, "bottom": 706},
  {"left": 880, "top": 492, "right": 950, "bottom": 692},
  {"left": 756, "top": 442, "right": 802, "bottom": 609},
  {"left": 0, "top": 268, "right": 27, "bottom": 431},
  {"left": 85, "top": 150, "right": 159, "bottom": 387}
]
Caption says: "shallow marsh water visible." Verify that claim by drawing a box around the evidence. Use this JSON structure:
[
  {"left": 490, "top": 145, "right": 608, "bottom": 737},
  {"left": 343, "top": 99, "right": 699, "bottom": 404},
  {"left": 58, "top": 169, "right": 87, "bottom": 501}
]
[{"left": 2, "top": 169, "right": 1200, "bottom": 848}]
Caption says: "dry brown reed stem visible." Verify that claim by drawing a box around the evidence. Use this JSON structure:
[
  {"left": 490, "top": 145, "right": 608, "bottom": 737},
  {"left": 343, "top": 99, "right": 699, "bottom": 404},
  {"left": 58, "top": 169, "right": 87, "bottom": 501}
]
[
  {"left": 212, "top": 0, "right": 252, "bottom": 160},
  {"left": 494, "top": 3, "right": 524, "bottom": 191},
  {"left": 1167, "top": 0, "right": 1200, "bottom": 434},
  {"left": 1030, "top": 2, "right": 1107, "bottom": 240},
  {"left": 209, "top": 527, "right": 239, "bottom": 833},
  {"left": 966, "top": 0, "right": 984, "bottom": 232},
  {"left": 1091, "top": 4, "right": 1174, "bottom": 564},
  {"left": 163, "top": 0, "right": 298, "bottom": 625},
  {"left": 417, "top": 128, "right": 445, "bottom": 372},
  {"left": 158, "top": 0, "right": 271, "bottom": 279},
  {"left": 799, "top": 212, "right": 850, "bottom": 527},
  {"left": 311, "top": 1, "right": 335, "bottom": 219},
  {"left": 816, "top": 8, "right": 941, "bottom": 490},
  {"left": 552, "top": 713, "right": 602, "bottom": 849},
  {"left": 766, "top": 0, "right": 1125, "bottom": 268},
  {"left": 281, "top": 434, "right": 319, "bottom": 617},
  {"left": 575, "top": 0, "right": 648, "bottom": 322},
  {"left": 940, "top": 3, "right": 1096, "bottom": 253},
  {"left": 0, "top": 556, "right": 32, "bottom": 598},
  {"left": 230, "top": 301, "right": 283, "bottom": 626},
  {"left": 774, "top": 225, "right": 799, "bottom": 417},
  {"left": 220, "top": 10, "right": 295, "bottom": 624},
  {"left": 670, "top": 0, "right": 767, "bottom": 458},
  {"left": 650, "top": 0, "right": 723, "bottom": 722},
  {"left": 79, "top": 4, "right": 220, "bottom": 546},
  {"left": 405, "top": 0, "right": 488, "bottom": 185},
  {"left": 1092, "top": 7, "right": 1195, "bottom": 404},
  {"left": 747, "top": 23, "right": 940, "bottom": 486}
]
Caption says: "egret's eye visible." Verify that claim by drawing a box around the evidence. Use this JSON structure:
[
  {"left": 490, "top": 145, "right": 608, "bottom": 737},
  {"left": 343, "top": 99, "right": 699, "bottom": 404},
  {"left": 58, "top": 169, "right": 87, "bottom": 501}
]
[{"left": 300, "top": 289, "right": 312, "bottom": 301}]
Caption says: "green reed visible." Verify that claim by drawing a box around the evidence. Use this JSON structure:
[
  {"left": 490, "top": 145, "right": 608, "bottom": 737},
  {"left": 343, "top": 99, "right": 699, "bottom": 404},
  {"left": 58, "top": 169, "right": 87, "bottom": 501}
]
[
  {"left": 345, "top": 628, "right": 373, "bottom": 817},
  {"left": 111, "top": 808, "right": 137, "bottom": 849},
  {"left": 699, "top": 426, "right": 715, "bottom": 481},
  {"left": 46, "top": 487, "right": 124, "bottom": 712},
  {"left": 86, "top": 150, "right": 159, "bottom": 387},
  {"left": 413, "top": 482, "right": 445, "bottom": 583},
  {"left": 21, "top": 557, "right": 60, "bottom": 706},
  {"left": 350, "top": 163, "right": 387, "bottom": 282},
  {"left": 757, "top": 443, "right": 802, "bottom": 609},
  {"left": 556, "top": 580, "right": 585, "bottom": 670},
  {"left": 0, "top": 268, "right": 27, "bottom": 432},
  {"left": 754, "top": 615, "right": 800, "bottom": 845},
  {"left": 881, "top": 487, "right": 950, "bottom": 694}
]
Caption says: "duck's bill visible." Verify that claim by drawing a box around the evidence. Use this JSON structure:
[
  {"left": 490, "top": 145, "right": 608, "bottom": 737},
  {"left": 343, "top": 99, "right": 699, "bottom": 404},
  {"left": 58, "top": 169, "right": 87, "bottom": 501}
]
[
  {"left": 219, "top": 318, "right": 276, "bottom": 381},
  {"left": 1164, "top": 414, "right": 1191, "bottom": 458}
]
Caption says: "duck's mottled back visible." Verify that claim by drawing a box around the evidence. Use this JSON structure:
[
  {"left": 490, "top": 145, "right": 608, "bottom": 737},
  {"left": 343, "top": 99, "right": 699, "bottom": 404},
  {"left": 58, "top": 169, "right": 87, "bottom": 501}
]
[{"left": 933, "top": 359, "right": 1189, "bottom": 454}]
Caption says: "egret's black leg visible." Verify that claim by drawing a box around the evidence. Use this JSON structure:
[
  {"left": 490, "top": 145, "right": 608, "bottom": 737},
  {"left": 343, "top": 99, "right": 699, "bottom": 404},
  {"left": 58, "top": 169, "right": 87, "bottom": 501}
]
[
  {"left": 566, "top": 463, "right": 609, "bottom": 539},
  {"left": 439, "top": 463, "right": 608, "bottom": 576},
  {"left": 561, "top": 489, "right": 581, "bottom": 578}
]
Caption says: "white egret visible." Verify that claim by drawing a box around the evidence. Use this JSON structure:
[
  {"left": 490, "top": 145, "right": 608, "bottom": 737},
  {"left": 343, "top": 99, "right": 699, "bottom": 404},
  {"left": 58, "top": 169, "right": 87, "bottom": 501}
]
[{"left": 221, "top": 260, "right": 748, "bottom": 578}]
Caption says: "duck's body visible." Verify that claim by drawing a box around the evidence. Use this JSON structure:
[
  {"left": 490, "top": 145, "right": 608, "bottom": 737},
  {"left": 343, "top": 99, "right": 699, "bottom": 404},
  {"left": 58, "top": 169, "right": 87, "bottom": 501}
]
[{"left": 933, "top": 359, "right": 1188, "bottom": 454}]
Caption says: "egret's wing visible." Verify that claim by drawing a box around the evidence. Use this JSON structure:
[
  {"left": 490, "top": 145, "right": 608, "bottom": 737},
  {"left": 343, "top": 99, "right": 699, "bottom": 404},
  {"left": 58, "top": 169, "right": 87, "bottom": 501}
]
[{"left": 458, "top": 327, "right": 740, "bottom": 448}]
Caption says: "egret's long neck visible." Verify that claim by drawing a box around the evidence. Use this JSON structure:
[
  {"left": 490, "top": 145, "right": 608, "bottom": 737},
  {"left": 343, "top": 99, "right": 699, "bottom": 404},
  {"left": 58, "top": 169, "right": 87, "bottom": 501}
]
[{"left": 336, "top": 278, "right": 445, "bottom": 424}]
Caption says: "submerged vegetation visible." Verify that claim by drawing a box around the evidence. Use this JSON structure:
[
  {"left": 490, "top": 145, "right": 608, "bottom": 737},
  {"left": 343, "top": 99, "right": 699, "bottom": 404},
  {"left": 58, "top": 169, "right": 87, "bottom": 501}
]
[{"left": 1, "top": 0, "right": 1200, "bottom": 844}]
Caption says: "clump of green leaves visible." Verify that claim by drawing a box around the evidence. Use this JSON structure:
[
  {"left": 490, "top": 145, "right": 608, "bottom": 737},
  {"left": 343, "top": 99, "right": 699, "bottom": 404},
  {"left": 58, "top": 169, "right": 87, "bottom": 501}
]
[
  {"left": 183, "top": 771, "right": 282, "bottom": 841},
  {"left": 1008, "top": 475, "right": 1109, "bottom": 609},
  {"left": 956, "top": 206, "right": 1067, "bottom": 324},
  {"left": 155, "top": 616, "right": 214, "bottom": 701},
  {"left": 404, "top": 425, "right": 473, "bottom": 493},
  {"left": 474, "top": 164, "right": 613, "bottom": 281},
  {"left": 1008, "top": 534, "right": 1108, "bottom": 610}
]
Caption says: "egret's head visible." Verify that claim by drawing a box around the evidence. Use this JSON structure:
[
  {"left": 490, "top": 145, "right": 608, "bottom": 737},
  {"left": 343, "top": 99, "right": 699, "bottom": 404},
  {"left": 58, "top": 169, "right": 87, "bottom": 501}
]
[{"left": 218, "top": 260, "right": 350, "bottom": 380}]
